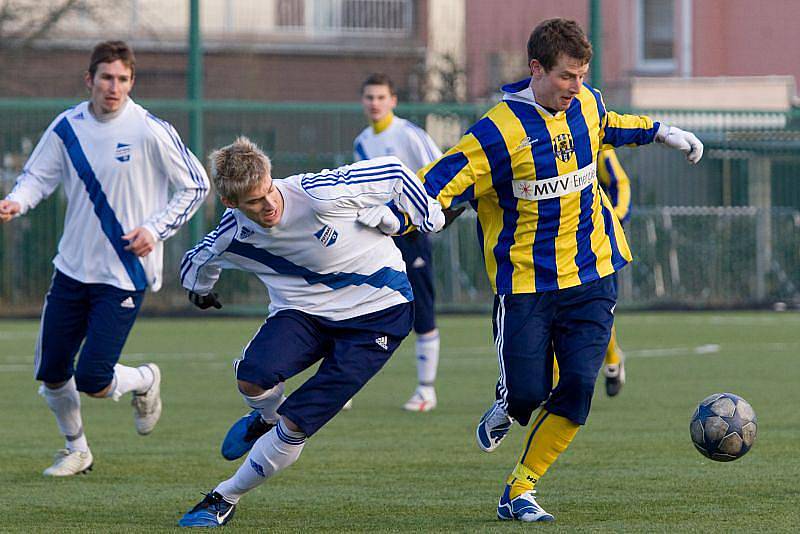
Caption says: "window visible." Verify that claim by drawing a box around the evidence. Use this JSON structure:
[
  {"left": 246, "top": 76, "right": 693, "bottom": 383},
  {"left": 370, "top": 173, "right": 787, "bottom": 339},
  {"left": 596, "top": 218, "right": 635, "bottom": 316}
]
[{"left": 637, "top": 0, "right": 676, "bottom": 72}]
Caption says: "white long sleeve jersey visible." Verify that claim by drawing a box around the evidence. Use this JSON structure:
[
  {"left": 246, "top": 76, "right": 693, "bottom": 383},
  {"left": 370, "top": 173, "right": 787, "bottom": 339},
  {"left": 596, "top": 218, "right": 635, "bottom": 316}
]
[
  {"left": 353, "top": 115, "right": 443, "bottom": 171},
  {"left": 181, "top": 157, "right": 445, "bottom": 320},
  {"left": 5, "top": 99, "right": 210, "bottom": 291}
]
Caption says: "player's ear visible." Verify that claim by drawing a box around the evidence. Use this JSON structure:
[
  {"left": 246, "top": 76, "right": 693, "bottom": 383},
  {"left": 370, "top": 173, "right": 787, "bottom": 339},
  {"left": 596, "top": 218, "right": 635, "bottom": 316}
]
[
  {"left": 220, "top": 196, "right": 237, "bottom": 209},
  {"left": 530, "top": 59, "right": 544, "bottom": 79},
  {"left": 84, "top": 71, "right": 93, "bottom": 91}
]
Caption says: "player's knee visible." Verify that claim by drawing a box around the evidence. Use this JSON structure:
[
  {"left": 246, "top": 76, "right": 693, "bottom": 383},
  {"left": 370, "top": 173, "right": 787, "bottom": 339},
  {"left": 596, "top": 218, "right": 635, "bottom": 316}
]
[
  {"left": 237, "top": 380, "right": 267, "bottom": 397},
  {"left": 74, "top": 369, "right": 112, "bottom": 396}
]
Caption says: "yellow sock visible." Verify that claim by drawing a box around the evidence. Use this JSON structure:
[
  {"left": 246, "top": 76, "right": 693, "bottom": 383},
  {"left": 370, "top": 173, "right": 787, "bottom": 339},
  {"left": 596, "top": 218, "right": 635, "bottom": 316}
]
[
  {"left": 506, "top": 410, "right": 580, "bottom": 499},
  {"left": 603, "top": 325, "right": 621, "bottom": 366}
]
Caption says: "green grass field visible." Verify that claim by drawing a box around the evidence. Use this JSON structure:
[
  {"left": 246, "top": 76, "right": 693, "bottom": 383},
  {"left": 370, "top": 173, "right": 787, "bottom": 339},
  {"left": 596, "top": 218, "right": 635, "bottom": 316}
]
[{"left": 1, "top": 312, "right": 799, "bottom": 532}]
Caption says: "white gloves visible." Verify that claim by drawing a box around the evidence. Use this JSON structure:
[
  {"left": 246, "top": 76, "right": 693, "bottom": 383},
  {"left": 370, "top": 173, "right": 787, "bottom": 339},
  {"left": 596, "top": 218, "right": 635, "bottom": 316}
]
[
  {"left": 356, "top": 205, "right": 401, "bottom": 235},
  {"left": 655, "top": 123, "right": 704, "bottom": 164}
]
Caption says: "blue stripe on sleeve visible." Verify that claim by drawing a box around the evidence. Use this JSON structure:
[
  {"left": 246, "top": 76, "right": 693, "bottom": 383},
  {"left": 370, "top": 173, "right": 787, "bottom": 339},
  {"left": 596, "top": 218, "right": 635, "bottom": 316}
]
[
  {"left": 604, "top": 125, "right": 657, "bottom": 147},
  {"left": 146, "top": 114, "right": 208, "bottom": 236},
  {"left": 600, "top": 199, "right": 624, "bottom": 268},
  {"left": 604, "top": 156, "right": 620, "bottom": 207},
  {"left": 467, "top": 116, "right": 518, "bottom": 293},
  {"left": 565, "top": 99, "right": 599, "bottom": 283},
  {"left": 505, "top": 101, "right": 559, "bottom": 291},
  {"left": 354, "top": 141, "right": 368, "bottom": 162},
  {"left": 423, "top": 152, "right": 469, "bottom": 199},
  {"left": 180, "top": 214, "right": 237, "bottom": 283},
  {"left": 226, "top": 239, "right": 413, "bottom": 301},
  {"left": 54, "top": 117, "right": 148, "bottom": 290}
]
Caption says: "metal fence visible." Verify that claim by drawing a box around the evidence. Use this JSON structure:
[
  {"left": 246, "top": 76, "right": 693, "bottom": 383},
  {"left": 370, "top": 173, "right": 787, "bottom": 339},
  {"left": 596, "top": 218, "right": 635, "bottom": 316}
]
[{"left": 1, "top": 100, "right": 799, "bottom": 315}]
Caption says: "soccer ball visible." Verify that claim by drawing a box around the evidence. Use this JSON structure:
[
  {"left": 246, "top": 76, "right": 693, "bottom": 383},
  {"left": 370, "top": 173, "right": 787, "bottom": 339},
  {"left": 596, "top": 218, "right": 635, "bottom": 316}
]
[{"left": 689, "top": 393, "right": 757, "bottom": 462}]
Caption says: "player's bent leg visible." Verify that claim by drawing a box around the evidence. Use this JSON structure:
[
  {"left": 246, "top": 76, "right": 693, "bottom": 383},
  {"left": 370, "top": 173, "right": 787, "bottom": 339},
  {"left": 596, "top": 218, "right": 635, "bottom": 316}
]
[
  {"left": 221, "top": 381, "right": 285, "bottom": 461},
  {"left": 180, "top": 417, "right": 307, "bottom": 527},
  {"left": 404, "top": 329, "right": 439, "bottom": 412},
  {"left": 503, "top": 409, "right": 579, "bottom": 504},
  {"left": 603, "top": 326, "right": 625, "bottom": 397},
  {"left": 40, "top": 377, "right": 93, "bottom": 476}
]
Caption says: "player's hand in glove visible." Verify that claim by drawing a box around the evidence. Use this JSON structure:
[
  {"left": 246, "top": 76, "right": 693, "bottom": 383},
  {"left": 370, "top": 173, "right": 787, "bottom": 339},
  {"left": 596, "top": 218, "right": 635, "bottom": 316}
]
[
  {"left": 442, "top": 206, "right": 466, "bottom": 229},
  {"left": 356, "top": 205, "right": 401, "bottom": 235},
  {"left": 656, "top": 124, "right": 704, "bottom": 164},
  {"left": 188, "top": 290, "right": 222, "bottom": 310}
]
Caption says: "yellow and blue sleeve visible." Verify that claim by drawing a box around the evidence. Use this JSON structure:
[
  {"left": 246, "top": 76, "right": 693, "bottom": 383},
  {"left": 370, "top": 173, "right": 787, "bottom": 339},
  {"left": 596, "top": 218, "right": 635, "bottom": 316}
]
[{"left": 597, "top": 149, "right": 632, "bottom": 222}]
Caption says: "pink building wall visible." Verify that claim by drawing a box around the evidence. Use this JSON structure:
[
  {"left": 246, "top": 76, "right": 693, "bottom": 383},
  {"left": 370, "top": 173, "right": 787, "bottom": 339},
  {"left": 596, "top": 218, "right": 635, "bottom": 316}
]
[{"left": 465, "top": 0, "right": 800, "bottom": 103}]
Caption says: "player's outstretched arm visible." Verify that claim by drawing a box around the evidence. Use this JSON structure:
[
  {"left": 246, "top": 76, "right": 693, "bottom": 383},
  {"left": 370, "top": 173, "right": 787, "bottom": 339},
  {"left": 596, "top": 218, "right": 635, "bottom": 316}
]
[
  {"left": 655, "top": 124, "right": 704, "bottom": 164},
  {"left": 0, "top": 200, "right": 21, "bottom": 223}
]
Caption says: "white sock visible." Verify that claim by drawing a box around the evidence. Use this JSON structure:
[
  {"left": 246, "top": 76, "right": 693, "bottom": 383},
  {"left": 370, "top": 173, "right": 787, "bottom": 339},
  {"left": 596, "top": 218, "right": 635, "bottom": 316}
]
[
  {"left": 416, "top": 330, "right": 440, "bottom": 386},
  {"left": 107, "top": 363, "right": 154, "bottom": 401},
  {"left": 215, "top": 419, "right": 306, "bottom": 503},
  {"left": 40, "top": 377, "right": 89, "bottom": 453},
  {"left": 242, "top": 383, "right": 285, "bottom": 424}
]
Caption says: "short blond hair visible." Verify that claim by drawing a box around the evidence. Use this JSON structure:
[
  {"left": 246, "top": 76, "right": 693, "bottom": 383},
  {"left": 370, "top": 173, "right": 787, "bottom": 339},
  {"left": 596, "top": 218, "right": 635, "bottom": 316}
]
[{"left": 209, "top": 136, "right": 272, "bottom": 203}]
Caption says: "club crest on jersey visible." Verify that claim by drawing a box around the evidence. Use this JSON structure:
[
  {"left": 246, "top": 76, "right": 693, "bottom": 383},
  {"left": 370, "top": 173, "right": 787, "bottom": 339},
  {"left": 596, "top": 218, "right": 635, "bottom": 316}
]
[
  {"left": 115, "top": 143, "right": 131, "bottom": 162},
  {"left": 239, "top": 226, "right": 254, "bottom": 240},
  {"left": 552, "top": 133, "right": 574, "bottom": 162},
  {"left": 314, "top": 225, "right": 339, "bottom": 247}
]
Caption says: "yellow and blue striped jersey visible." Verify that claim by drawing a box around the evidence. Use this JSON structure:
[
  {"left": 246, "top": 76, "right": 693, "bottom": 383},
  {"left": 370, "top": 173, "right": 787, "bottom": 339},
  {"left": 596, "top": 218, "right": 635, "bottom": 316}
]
[
  {"left": 597, "top": 148, "right": 632, "bottom": 223},
  {"left": 420, "top": 78, "right": 658, "bottom": 294}
]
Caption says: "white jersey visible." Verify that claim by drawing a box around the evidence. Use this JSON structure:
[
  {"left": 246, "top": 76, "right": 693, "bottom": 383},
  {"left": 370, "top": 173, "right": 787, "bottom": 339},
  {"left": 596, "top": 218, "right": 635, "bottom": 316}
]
[
  {"left": 354, "top": 115, "right": 443, "bottom": 171},
  {"left": 181, "top": 157, "right": 444, "bottom": 320},
  {"left": 5, "top": 99, "right": 209, "bottom": 292}
]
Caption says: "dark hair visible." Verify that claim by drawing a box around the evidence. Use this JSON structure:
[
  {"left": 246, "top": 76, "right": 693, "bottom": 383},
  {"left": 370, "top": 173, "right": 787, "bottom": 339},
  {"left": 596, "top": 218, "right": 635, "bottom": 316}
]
[
  {"left": 527, "top": 18, "right": 592, "bottom": 71},
  {"left": 88, "top": 41, "right": 136, "bottom": 78},
  {"left": 361, "top": 73, "right": 396, "bottom": 95}
]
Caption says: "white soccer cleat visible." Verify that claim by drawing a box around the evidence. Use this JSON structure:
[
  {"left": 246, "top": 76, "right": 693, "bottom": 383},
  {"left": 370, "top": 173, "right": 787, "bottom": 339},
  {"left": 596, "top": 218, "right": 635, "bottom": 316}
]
[
  {"left": 497, "top": 486, "right": 555, "bottom": 522},
  {"left": 403, "top": 386, "right": 437, "bottom": 412},
  {"left": 132, "top": 363, "right": 162, "bottom": 435},
  {"left": 43, "top": 448, "right": 93, "bottom": 477},
  {"left": 476, "top": 401, "right": 513, "bottom": 452}
]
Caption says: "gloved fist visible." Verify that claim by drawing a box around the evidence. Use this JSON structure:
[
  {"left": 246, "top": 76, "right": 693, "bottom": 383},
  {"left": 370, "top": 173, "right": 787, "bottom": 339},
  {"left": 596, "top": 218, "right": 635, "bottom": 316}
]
[
  {"left": 356, "top": 205, "right": 401, "bottom": 235},
  {"left": 442, "top": 206, "right": 466, "bottom": 229},
  {"left": 656, "top": 124, "right": 704, "bottom": 164},
  {"left": 188, "top": 290, "right": 222, "bottom": 310}
]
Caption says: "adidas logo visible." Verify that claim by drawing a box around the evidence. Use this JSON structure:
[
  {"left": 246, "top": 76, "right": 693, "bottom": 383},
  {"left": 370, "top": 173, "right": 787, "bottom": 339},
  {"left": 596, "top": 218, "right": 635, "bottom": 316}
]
[
  {"left": 120, "top": 297, "right": 136, "bottom": 309},
  {"left": 375, "top": 335, "right": 388, "bottom": 350},
  {"left": 239, "top": 226, "right": 254, "bottom": 240},
  {"left": 249, "top": 458, "right": 265, "bottom": 477}
]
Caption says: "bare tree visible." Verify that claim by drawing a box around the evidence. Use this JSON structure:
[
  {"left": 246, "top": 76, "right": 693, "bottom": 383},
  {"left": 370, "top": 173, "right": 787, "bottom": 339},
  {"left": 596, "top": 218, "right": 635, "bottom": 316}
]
[{"left": 0, "top": 0, "right": 108, "bottom": 47}]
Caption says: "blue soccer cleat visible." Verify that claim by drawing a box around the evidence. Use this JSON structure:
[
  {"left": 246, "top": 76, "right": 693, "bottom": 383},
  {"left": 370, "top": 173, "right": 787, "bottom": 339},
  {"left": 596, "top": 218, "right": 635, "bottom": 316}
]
[
  {"left": 497, "top": 485, "right": 555, "bottom": 522},
  {"left": 178, "top": 491, "right": 237, "bottom": 527},
  {"left": 221, "top": 410, "right": 275, "bottom": 460},
  {"left": 476, "top": 402, "right": 513, "bottom": 452}
]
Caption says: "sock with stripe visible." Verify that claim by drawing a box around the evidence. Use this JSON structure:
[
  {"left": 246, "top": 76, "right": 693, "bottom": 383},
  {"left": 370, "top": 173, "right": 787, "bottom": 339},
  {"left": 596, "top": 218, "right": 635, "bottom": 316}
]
[
  {"left": 242, "top": 383, "right": 285, "bottom": 424},
  {"left": 107, "top": 363, "right": 154, "bottom": 400},
  {"left": 416, "top": 330, "right": 440, "bottom": 386},
  {"left": 604, "top": 326, "right": 622, "bottom": 366},
  {"left": 506, "top": 409, "right": 580, "bottom": 499},
  {"left": 40, "top": 377, "right": 89, "bottom": 453},
  {"left": 215, "top": 419, "right": 306, "bottom": 503}
]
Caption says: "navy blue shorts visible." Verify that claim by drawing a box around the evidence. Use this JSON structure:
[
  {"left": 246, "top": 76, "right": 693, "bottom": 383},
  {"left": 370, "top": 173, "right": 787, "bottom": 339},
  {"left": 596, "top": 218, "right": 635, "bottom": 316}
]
[
  {"left": 34, "top": 270, "right": 145, "bottom": 394},
  {"left": 393, "top": 232, "right": 435, "bottom": 333},
  {"left": 492, "top": 275, "right": 617, "bottom": 426},
  {"left": 235, "top": 302, "right": 413, "bottom": 436}
]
